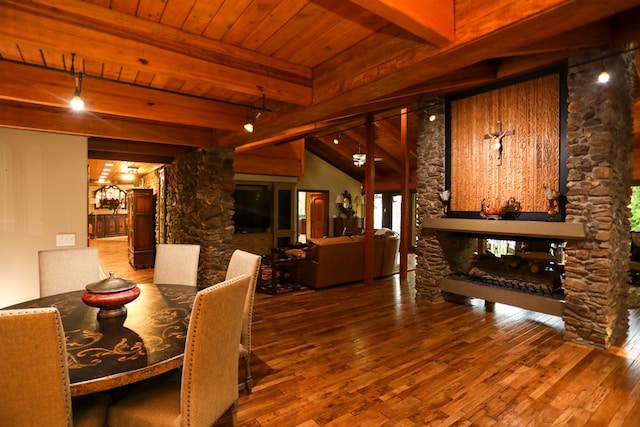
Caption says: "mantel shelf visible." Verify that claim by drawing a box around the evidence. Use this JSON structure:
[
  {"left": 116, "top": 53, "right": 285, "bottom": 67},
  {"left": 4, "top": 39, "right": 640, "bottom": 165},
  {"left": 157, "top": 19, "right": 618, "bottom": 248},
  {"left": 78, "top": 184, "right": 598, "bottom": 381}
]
[{"left": 421, "top": 218, "right": 585, "bottom": 240}]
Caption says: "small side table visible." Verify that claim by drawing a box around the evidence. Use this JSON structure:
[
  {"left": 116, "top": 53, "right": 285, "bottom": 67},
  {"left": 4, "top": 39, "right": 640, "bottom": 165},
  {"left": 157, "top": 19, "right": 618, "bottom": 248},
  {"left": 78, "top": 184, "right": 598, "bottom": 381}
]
[{"left": 261, "top": 250, "right": 305, "bottom": 294}]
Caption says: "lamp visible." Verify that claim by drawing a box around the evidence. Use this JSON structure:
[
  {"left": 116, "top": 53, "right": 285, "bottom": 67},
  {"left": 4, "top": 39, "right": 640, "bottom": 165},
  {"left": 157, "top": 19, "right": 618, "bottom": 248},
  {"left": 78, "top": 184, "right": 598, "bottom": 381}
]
[
  {"left": 597, "top": 58, "right": 610, "bottom": 83},
  {"left": 124, "top": 166, "right": 138, "bottom": 182},
  {"left": 69, "top": 53, "right": 85, "bottom": 111},
  {"left": 333, "top": 133, "right": 340, "bottom": 144},
  {"left": 597, "top": 70, "right": 610, "bottom": 83},
  {"left": 352, "top": 144, "right": 366, "bottom": 167},
  {"left": 243, "top": 94, "right": 266, "bottom": 133},
  {"left": 244, "top": 109, "right": 257, "bottom": 133},
  {"left": 70, "top": 75, "right": 84, "bottom": 111}
]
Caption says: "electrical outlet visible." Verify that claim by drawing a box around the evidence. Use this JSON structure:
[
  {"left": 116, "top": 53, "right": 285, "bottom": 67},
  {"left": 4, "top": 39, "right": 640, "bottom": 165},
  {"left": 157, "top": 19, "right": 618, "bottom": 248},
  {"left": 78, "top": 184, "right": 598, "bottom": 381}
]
[{"left": 56, "top": 233, "right": 76, "bottom": 247}]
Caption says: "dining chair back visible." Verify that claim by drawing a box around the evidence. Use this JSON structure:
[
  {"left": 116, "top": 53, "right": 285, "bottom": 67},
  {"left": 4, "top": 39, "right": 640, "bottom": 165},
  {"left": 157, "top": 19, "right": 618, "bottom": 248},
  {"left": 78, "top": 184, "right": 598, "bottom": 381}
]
[
  {"left": 225, "top": 249, "right": 262, "bottom": 393},
  {"left": 0, "top": 307, "right": 110, "bottom": 426},
  {"left": 108, "top": 274, "right": 251, "bottom": 427},
  {"left": 153, "top": 243, "right": 201, "bottom": 287},
  {"left": 38, "top": 247, "right": 105, "bottom": 297}
]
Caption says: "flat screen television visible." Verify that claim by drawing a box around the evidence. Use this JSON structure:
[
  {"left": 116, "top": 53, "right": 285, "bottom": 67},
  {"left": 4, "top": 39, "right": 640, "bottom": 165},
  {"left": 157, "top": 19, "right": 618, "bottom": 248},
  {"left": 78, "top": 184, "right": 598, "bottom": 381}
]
[{"left": 232, "top": 185, "right": 273, "bottom": 233}]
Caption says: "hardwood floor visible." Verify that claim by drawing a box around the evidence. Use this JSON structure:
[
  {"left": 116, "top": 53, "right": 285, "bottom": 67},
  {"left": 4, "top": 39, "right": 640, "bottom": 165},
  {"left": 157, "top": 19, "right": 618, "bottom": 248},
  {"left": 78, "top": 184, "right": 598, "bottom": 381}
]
[
  {"left": 240, "top": 282, "right": 640, "bottom": 426},
  {"left": 90, "top": 236, "right": 153, "bottom": 284},
  {"left": 93, "top": 238, "right": 640, "bottom": 426}
]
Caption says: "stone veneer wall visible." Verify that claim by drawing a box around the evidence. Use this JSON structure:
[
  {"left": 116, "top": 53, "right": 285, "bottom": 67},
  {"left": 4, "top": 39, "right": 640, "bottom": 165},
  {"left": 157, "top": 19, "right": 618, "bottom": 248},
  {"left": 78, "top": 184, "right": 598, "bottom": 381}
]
[
  {"left": 415, "top": 101, "right": 448, "bottom": 303},
  {"left": 415, "top": 48, "right": 635, "bottom": 349},
  {"left": 563, "top": 48, "right": 635, "bottom": 348},
  {"left": 164, "top": 148, "right": 236, "bottom": 288}
]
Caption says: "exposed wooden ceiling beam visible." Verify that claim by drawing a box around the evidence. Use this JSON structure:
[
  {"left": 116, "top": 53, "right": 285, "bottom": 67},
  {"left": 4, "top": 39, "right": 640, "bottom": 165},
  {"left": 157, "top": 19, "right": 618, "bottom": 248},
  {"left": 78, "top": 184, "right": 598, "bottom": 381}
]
[
  {"left": 0, "top": 100, "right": 212, "bottom": 146},
  {"left": 313, "top": 1, "right": 638, "bottom": 105},
  {"left": 88, "top": 138, "right": 195, "bottom": 157},
  {"left": 349, "top": 0, "right": 454, "bottom": 47},
  {"left": 499, "top": 20, "right": 615, "bottom": 57},
  {"left": 374, "top": 119, "right": 417, "bottom": 160},
  {"left": 234, "top": 117, "right": 364, "bottom": 152},
  {"left": 220, "top": 1, "right": 636, "bottom": 147},
  {"left": 88, "top": 137, "right": 195, "bottom": 164},
  {"left": 0, "top": 0, "right": 312, "bottom": 105},
  {"left": 0, "top": 61, "right": 246, "bottom": 130},
  {"left": 87, "top": 151, "right": 177, "bottom": 164},
  {"left": 495, "top": 51, "right": 581, "bottom": 80}
]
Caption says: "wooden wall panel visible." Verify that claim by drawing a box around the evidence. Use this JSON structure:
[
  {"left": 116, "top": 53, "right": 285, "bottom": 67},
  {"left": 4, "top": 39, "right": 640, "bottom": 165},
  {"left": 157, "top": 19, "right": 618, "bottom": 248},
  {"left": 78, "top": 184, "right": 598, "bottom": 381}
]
[{"left": 449, "top": 74, "right": 559, "bottom": 213}]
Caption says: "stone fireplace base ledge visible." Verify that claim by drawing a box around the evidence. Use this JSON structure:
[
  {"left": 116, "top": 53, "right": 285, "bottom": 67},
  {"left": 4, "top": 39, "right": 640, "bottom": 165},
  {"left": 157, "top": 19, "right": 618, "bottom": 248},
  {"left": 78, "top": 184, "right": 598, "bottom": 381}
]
[{"left": 440, "top": 277, "right": 564, "bottom": 317}]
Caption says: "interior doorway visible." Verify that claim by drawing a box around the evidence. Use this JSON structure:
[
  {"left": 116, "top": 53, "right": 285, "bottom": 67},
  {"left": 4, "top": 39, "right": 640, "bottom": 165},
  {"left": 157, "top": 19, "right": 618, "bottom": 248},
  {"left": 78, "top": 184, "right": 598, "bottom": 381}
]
[{"left": 297, "top": 190, "right": 329, "bottom": 243}]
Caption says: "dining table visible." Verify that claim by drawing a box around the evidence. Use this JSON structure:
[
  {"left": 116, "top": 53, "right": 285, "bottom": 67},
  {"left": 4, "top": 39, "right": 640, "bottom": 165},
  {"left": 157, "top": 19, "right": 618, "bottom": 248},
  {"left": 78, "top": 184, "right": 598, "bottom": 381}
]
[{"left": 5, "top": 282, "right": 197, "bottom": 396}]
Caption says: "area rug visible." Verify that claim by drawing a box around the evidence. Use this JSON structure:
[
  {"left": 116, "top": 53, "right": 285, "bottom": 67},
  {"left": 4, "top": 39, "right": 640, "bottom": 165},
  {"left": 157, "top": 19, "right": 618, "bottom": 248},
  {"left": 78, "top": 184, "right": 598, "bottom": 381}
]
[{"left": 257, "top": 264, "right": 308, "bottom": 294}]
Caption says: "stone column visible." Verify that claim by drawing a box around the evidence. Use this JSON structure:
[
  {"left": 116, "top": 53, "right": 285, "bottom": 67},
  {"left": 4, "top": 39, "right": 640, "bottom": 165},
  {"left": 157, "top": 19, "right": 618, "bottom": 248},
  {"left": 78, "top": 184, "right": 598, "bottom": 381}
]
[
  {"left": 563, "top": 47, "right": 635, "bottom": 348},
  {"left": 165, "top": 148, "right": 236, "bottom": 288},
  {"left": 415, "top": 100, "right": 448, "bottom": 303}
]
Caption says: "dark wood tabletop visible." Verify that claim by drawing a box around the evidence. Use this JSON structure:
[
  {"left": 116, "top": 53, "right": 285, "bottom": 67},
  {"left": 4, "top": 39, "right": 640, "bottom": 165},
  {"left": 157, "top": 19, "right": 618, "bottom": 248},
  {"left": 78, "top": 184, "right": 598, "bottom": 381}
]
[{"left": 6, "top": 283, "right": 197, "bottom": 396}]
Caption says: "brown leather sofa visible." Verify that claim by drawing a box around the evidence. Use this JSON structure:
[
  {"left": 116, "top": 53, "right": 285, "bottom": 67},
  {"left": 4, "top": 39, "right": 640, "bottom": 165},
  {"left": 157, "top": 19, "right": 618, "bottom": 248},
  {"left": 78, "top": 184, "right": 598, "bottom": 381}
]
[{"left": 300, "top": 230, "right": 400, "bottom": 289}]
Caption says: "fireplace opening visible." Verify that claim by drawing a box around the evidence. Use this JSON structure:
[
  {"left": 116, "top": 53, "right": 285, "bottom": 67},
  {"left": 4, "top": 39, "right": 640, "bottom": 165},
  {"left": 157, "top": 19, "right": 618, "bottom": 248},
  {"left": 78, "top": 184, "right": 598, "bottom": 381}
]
[
  {"left": 449, "top": 238, "right": 566, "bottom": 299},
  {"left": 421, "top": 218, "right": 584, "bottom": 317}
]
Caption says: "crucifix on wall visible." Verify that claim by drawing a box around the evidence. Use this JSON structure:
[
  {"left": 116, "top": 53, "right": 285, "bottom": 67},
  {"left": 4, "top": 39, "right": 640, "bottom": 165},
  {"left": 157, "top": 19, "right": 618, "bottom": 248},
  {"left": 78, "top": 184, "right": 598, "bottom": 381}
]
[{"left": 484, "top": 121, "right": 515, "bottom": 166}]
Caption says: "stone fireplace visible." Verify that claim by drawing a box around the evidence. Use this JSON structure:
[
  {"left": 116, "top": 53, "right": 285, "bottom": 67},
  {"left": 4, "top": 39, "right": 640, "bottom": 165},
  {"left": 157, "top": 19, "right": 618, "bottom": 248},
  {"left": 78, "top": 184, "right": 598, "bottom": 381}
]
[
  {"left": 421, "top": 219, "right": 585, "bottom": 317},
  {"left": 415, "top": 47, "right": 636, "bottom": 349}
]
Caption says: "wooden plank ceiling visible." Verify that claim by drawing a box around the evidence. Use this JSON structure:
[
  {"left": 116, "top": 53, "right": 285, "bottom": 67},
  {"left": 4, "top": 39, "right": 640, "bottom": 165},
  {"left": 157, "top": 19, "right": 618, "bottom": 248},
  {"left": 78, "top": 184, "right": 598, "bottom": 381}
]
[{"left": 1, "top": 0, "right": 640, "bottom": 186}]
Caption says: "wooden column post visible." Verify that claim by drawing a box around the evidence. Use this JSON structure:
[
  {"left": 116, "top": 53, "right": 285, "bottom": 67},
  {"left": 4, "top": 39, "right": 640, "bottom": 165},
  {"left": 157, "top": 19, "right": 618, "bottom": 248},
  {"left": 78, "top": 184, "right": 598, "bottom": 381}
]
[
  {"left": 399, "top": 108, "right": 409, "bottom": 282},
  {"left": 364, "top": 114, "right": 375, "bottom": 285}
]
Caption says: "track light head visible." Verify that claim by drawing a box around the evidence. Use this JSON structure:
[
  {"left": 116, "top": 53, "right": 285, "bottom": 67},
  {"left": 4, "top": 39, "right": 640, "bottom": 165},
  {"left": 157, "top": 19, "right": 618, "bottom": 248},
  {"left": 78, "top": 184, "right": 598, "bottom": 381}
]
[
  {"left": 597, "top": 70, "right": 610, "bottom": 83},
  {"left": 70, "top": 72, "right": 85, "bottom": 111}
]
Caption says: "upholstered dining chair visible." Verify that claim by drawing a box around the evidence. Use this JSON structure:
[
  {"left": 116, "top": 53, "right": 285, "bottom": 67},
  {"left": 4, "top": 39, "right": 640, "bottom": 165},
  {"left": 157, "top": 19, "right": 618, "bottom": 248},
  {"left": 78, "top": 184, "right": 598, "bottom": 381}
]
[
  {"left": 153, "top": 243, "right": 201, "bottom": 287},
  {"left": 38, "top": 247, "right": 106, "bottom": 297},
  {"left": 108, "top": 273, "right": 251, "bottom": 427},
  {"left": 225, "top": 249, "right": 262, "bottom": 394},
  {"left": 0, "top": 307, "right": 111, "bottom": 426}
]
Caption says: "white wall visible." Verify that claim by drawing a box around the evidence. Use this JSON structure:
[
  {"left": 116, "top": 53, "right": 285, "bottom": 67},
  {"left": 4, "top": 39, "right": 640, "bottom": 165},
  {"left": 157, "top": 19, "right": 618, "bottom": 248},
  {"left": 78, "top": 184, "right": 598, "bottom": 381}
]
[
  {"left": 298, "top": 151, "right": 363, "bottom": 236},
  {"left": 0, "top": 128, "right": 88, "bottom": 307}
]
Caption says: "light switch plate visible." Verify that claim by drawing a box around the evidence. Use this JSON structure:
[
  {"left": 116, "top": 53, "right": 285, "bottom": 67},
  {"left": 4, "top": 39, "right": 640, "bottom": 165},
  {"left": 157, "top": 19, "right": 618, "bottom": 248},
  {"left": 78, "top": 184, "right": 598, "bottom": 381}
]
[{"left": 56, "top": 233, "right": 76, "bottom": 247}]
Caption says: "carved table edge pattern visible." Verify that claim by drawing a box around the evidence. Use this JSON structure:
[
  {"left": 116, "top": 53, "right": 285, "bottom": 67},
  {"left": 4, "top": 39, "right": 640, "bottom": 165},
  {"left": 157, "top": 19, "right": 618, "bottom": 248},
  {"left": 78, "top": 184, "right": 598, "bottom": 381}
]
[{"left": 71, "top": 354, "right": 183, "bottom": 396}]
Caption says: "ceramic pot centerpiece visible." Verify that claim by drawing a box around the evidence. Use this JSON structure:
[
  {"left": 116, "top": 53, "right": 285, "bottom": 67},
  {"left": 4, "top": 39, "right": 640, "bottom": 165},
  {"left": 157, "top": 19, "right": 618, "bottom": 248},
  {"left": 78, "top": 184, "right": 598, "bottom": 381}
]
[{"left": 82, "top": 272, "right": 140, "bottom": 319}]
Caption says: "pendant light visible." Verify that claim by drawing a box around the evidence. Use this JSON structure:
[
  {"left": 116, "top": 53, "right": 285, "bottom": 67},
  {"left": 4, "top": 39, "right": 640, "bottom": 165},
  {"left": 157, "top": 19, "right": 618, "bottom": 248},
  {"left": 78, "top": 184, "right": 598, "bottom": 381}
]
[{"left": 69, "top": 53, "right": 85, "bottom": 111}]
